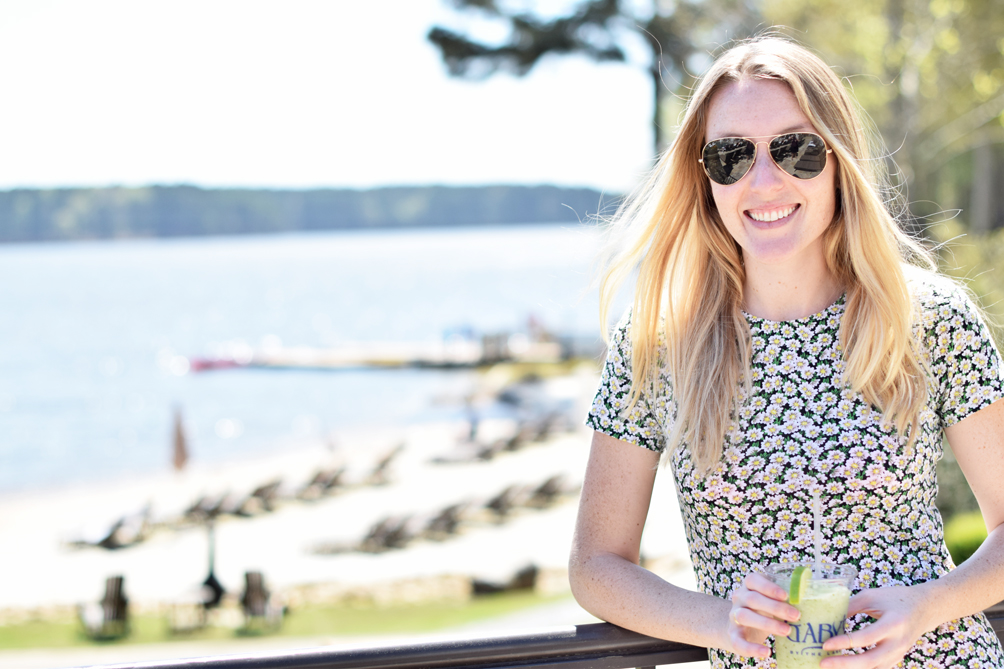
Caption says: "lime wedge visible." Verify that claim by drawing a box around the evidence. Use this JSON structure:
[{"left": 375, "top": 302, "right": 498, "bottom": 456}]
[{"left": 789, "top": 565, "right": 810, "bottom": 605}]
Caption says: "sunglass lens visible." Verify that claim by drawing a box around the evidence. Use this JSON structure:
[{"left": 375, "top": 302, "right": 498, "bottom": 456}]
[
  {"left": 703, "top": 138, "right": 755, "bottom": 185},
  {"left": 769, "top": 133, "right": 827, "bottom": 179}
]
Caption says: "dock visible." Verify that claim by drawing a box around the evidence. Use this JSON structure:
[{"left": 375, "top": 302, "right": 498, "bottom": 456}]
[{"left": 188, "top": 334, "right": 602, "bottom": 372}]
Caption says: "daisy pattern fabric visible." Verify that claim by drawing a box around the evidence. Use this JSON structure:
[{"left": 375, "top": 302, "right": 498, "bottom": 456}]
[{"left": 586, "top": 277, "right": 1004, "bottom": 669}]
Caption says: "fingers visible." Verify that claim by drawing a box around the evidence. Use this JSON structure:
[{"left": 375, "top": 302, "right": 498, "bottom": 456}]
[
  {"left": 744, "top": 572, "right": 789, "bottom": 602},
  {"left": 820, "top": 617, "right": 918, "bottom": 669},
  {"left": 822, "top": 627, "right": 876, "bottom": 653},
  {"left": 732, "top": 602, "right": 793, "bottom": 638},
  {"left": 818, "top": 640, "right": 908, "bottom": 669},
  {"left": 844, "top": 590, "right": 876, "bottom": 618},
  {"left": 818, "top": 586, "right": 923, "bottom": 669},
  {"left": 726, "top": 573, "right": 802, "bottom": 659},
  {"left": 733, "top": 578, "right": 800, "bottom": 625},
  {"left": 728, "top": 633, "right": 772, "bottom": 660},
  {"left": 823, "top": 616, "right": 901, "bottom": 653}
]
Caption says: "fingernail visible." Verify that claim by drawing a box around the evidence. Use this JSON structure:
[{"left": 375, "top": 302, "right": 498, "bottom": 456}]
[{"left": 789, "top": 609, "right": 800, "bottom": 621}]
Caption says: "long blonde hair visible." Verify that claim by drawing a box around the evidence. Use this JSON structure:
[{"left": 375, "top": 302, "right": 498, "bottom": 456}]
[{"left": 599, "top": 36, "right": 934, "bottom": 475}]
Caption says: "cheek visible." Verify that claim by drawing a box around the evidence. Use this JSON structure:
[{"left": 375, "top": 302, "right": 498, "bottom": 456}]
[
  {"left": 708, "top": 183, "right": 742, "bottom": 231},
  {"left": 708, "top": 183, "right": 733, "bottom": 215}
]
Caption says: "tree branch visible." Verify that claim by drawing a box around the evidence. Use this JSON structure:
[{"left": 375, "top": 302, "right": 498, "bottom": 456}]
[{"left": 427, "top": 0, "right": 628, "bottom": 79}]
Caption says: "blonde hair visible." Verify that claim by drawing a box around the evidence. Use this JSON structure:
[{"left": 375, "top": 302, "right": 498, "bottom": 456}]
[{"left": 599, "top": 36, "right": 934, "bottom": 475}]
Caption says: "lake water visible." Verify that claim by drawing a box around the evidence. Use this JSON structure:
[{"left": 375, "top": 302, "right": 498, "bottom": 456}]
[{"left": 0, "top": 223, "right": 608, "bottom": 493}]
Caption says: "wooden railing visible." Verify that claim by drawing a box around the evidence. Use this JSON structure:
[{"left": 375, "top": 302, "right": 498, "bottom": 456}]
[{"left": 76, "top": 603, "right": 1004, "bottom": 669}]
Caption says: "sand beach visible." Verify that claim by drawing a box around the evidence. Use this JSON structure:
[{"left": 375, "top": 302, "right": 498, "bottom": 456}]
[{"left": 0, "top": 369, "right": 702, "bottom": 668}]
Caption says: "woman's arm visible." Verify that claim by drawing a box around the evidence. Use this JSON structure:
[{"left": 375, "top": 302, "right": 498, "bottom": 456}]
[
  {"left": 821, "top": 398, "right": 1004, "bottom": 669},
  {"left": 569, "top": 430, "right": 797, "bottom": 657},
  {"left": 920, "top": 396, "right": 1004, "bottom": 614}
]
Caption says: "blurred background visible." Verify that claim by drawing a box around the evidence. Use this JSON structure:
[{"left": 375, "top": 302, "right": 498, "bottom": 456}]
[{"left": 1, "top": 0, "right": 1002, "bottom": 665}]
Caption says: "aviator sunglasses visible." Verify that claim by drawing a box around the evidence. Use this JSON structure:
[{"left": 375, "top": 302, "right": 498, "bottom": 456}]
[{"left": 699, "top": 132, "right": 832, "bottom": 185}]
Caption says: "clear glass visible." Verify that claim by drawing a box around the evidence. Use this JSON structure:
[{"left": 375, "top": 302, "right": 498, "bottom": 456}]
[{"left": 765, "top": 563, "right": 857, "bottom": 669}]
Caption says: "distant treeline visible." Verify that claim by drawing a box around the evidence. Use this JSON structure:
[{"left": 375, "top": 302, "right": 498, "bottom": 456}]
[{"left": 0, "top": 184, "right": 613, "bottom": 242}]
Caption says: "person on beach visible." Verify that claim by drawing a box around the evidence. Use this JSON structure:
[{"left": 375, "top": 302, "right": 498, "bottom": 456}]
[{"left": 569, "top": 36, "right": 1004, "bottom": 669}]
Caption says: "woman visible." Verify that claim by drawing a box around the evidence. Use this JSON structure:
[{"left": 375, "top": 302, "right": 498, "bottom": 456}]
[{"left": 570, "top": 36, "right": 1004, "bottom": 669}]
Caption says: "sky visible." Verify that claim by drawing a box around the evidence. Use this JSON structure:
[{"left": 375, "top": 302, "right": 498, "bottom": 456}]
[{"left": 0, "top": 0, "right": 655, "bottom": 193}]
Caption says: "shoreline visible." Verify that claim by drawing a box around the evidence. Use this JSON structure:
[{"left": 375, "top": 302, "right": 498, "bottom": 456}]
[
  {"left": 0, "top": 368, "right": 698, "bottom": 667},
  {"left": 0, "top": 416, "right": 692, "bottom": 610},
  {"left": 0, "top": 421, "right": 575, "bottom": 610}
]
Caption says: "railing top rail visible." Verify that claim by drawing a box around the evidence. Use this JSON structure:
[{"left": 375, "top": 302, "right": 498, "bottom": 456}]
[
  {"left": 77, "top": 622, "right": 706, "bottom": 669},
  {"left": 75, "top": 604, "right": 1004, "bottom": 669}
]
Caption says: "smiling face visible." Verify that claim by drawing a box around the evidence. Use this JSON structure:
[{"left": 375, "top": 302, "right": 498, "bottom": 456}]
[{"left": 704, "top": 78, "right": 838, "bottom": 278}]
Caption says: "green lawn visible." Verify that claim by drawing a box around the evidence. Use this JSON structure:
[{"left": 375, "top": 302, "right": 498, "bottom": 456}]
[{"left": 0, "top": 591, "right": 569, "bottom": 649}]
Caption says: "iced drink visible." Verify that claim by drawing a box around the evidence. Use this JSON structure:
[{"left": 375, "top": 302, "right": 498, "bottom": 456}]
[{"left": 766, "top": 563, "right": 856, "bottom": 669}]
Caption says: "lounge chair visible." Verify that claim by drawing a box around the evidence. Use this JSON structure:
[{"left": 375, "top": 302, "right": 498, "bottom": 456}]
[
  {"left": 297, "top": 466, "right": 347, "bottom": 500},
  {"left": 239, "top": 571, "right": 283, "bottom": 633},
  {"left": 423, "top": 502, "right": 469, "bottom": 539},
  {"left": 484, "top": 484, "right": 528, "bottom": 520},
  {"left": 236, "top": 479, "right": 283, "bottom": 516},
  {"left": 78, "top": 575, "right": 129, "bottom": 640},
  {"left": 359, "top": 515, "right": 415, "bottom": 553},
  {"left": 67, "top": 505, "right": 151, "bottom": 551},
  {"left": 526, "top": 474, "right": 569, "bottom": 508},
  {"left": 472, "top": 564, "right": 539, "bottom": 595},
  {"left": 185, "top": 492, "right": 235, "bottom": 521},
  {"left": 365, "top": 444, "right": 405, "bottom": 486}
]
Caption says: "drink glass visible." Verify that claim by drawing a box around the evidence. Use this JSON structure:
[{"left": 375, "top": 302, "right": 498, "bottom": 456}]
[{"left": 765, "top": 563, "right": 856, "bottom": 669}]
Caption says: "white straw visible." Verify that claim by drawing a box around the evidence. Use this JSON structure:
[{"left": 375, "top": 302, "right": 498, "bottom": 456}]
[{"left": 812, "top": 489, "right": 822, "bottom": 577}]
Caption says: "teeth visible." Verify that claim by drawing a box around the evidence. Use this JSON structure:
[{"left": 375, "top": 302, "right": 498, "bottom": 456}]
[{"left": 748, "top": 205, "right": 796, "bottom": 222}]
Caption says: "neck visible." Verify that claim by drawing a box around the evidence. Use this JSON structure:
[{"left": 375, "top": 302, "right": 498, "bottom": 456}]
[{"left": 742, "top": 258, "right": 842, "bottom": 322}]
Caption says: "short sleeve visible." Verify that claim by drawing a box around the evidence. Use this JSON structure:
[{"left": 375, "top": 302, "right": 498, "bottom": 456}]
[
  {"left": 585, "top": 313, "right": 667, "bottom": 452},
  {"left": 920, "top": 283, "right": 1004, "bottom": 427}
]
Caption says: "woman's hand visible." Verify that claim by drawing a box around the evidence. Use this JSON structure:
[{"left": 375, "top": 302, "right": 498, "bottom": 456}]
[
  {"left": 819, "top": 585, "right": 934, "bottom": 669},
  {"left": 727, "top": 572, "right": 801, "bottom": 659}
]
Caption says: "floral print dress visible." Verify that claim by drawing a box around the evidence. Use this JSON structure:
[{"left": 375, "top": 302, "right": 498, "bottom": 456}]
[{"left": 586, "top": 277, "right": 1004, "bottom": 668}]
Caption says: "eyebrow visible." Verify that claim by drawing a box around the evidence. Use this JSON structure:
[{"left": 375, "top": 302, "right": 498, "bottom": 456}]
[{"left": 708, "top": 124, "right": 817, "bottom": 140}]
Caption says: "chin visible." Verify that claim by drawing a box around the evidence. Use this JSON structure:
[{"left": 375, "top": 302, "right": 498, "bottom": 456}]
[{"left": 741, "top": 239, "right": 805, "bottom": 266}]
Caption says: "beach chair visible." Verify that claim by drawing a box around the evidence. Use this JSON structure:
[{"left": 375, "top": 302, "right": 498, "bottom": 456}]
[
  {"left": 236, "top": 479, "right": 282, "bottom": 516},
  {"left": 526, "top": 474, "right": 568, "bottom": 508},
  {"left": 472, "top": 564, "right": 540, "bottom": 595},
  {"left": 359, "top": 515, "right": 415, "bottom": 553},
  {"left": 484, "top": 484, "right": 527, "bottom": 520},
  {"left": 78, "top": 575, "right": 129, "bottom": 640},
  {"left": 365, "top": 443, "right": 405, "bottom": 486},
  {"left": 297, "top": 465, "right": 346, "bottom": 500},
  {"left": 423, "top": 502, "right": 468, "bottom": 540},
  {"left": 184, "top": 492, "right": 236, "bottom": 521},
  {"left": 239, "top": 571, "right": 282, "bottom": 633},
  {"left": 67, "top": 504, "right": 151, "bottom": 551},
  {"left": 475, "top": 438, "right": 508, "bottom": 461}
]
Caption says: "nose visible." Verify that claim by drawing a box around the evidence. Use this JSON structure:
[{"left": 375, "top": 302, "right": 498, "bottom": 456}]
[{"left": 747, "top": 141, "right": 784, "bottom": 192}]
